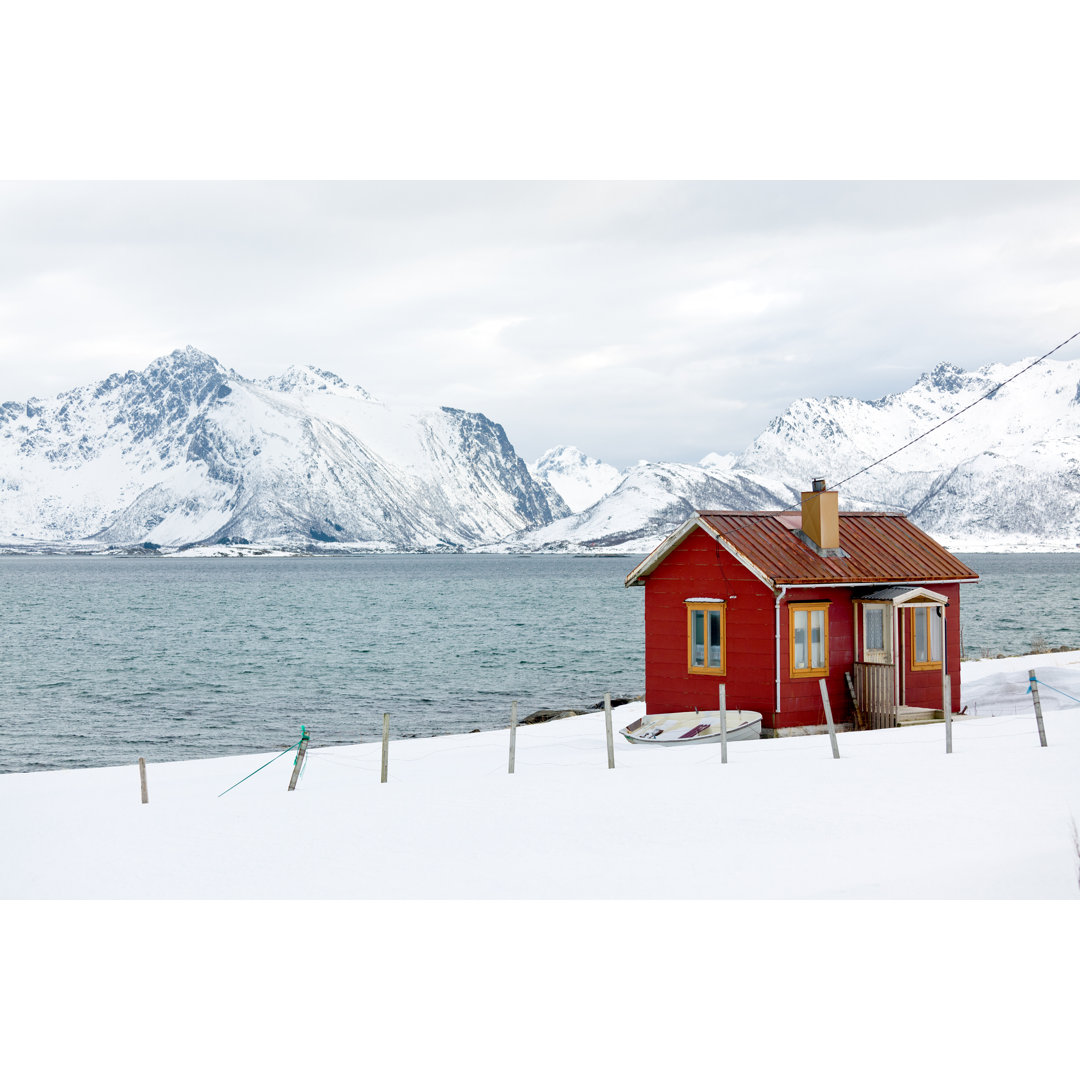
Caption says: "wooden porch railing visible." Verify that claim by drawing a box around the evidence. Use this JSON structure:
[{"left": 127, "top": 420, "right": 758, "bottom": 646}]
[{"left": 852, "top": 662, "right": 896, "bottom": 729}]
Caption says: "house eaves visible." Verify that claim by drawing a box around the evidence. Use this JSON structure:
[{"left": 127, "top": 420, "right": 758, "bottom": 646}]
[
  {"left": 624, "top": 513, "right": 777, "bottom": 591},
  {"left": 624, "top": 510, "right": 978, "bottom": 590}
]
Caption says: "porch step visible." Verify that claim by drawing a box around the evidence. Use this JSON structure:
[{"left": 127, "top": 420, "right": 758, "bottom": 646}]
[{"left": 895, "top": 707, "right": 946, "bottom": 726}]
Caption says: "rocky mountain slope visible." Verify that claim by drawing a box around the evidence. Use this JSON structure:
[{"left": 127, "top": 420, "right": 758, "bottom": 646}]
[
  {"left": 3, "top": 348, "right": 1076, "bottom": 554},
  {"left": 733, "top": 356, "right": 1080, "bottom": 551},
  {"left": 509, "top": 462, "right": 784, "bottom": 551},
  {"left": 528, "top": 446, "right": 622, "bottom": 514},
  {"left": 510, "top": 356, "right": 1080, "bottom": 553},
  {"left": 0, "top": 347, "right": 562, "bottom": 550}
]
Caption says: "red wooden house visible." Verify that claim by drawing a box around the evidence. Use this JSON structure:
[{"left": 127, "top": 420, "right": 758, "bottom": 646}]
[{"left": 624, "top": 482, "right": 979, "bottom": 734}]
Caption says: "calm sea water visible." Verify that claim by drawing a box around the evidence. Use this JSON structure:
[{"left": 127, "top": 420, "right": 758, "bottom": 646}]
[
  {"left": 1, "top": 551, "right": 1076, "bottom": 772},
  {"left": 0, "top": 554, "right": 645, "bottom": 772},
  {"left": 954, "top": 552, "right": 1080, "bottom": 660}
]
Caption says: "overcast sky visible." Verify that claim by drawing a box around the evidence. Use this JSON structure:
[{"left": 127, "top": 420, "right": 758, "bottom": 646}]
[{"left": 3, "top": 180, "right": 1079, "bottom": 468}]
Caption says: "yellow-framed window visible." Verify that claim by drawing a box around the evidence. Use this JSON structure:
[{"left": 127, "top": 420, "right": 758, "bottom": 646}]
[
  {"left": 790, "top": 602, "right": 830, "bottom": 678},
  {"left": 687, "top": 602, "right": 726, "bottom": 675},
  {"left": 910, "top": 606, "right": 943, "bottom": 670}
]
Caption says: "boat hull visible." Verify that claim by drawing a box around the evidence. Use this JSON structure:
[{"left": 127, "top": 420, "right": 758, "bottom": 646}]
[{"left": 620, "top": 709, "right": 762, "bottom": 745}]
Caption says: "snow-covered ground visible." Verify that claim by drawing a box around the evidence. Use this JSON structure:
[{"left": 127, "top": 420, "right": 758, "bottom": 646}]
[
  {"left": 5, "top": 651, "right": 1079, "bottom": 901},
  {"left": 6, "top": 651, "right": 1078, "bottom": 1078}
]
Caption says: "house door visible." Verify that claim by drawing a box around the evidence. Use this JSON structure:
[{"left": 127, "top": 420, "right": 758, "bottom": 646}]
[{"left": 854, "top": 602, "right": 897, "bottom": 728}]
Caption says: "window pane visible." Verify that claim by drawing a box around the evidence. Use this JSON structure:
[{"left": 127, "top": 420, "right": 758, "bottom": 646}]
[
  {"left": 865, "top": 608, "right": 884, "bottom": 652},
  {"left": 914, "top": 609, "right": 928, "bottom": 662},
  {"left": 930, "top": 608, "right": 942, "bottom": 662},
  {"left": 708, "top": 610, "right": 723, "bottom": 667},
  {"left": 692, "top": 611, "right": 705, "bottom": 667},
  {"left": 810, "top": 609, "right": 825, "bottom": 668},
  {"left": 793, "top": 611, "right": 808, "bottom": 669}
]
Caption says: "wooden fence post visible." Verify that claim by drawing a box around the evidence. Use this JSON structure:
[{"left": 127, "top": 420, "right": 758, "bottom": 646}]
[
  {"left": 718, "top": 684, "right": 728, "bottom": 765},
  {"left": 944, "top": 674, "right": 953, "bottom": 754},
  {"left": 380, "top": 713, "right": 390, "bottom": 783},
  {"left": 138, "top": 757, "right": 148, "bottom": 804},
  {"left": 288, "top": 726, "right": 310, "bottom": 791},
  {"left": 508, "top": 700, "right": 518, "bottom": 774},
  {"left": 604, "top": 693, "right": 615, "bottom": 769},
  {"left": 1028, "top": 670, "right": 1048, "bottom": 747},
  {"left": 818, "top": 679, "right": 840, "bottom": 759}
]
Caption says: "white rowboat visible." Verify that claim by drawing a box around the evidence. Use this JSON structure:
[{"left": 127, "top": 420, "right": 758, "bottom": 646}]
[{"left": 620, "top": 709, "right": 762, "bottom": 745}]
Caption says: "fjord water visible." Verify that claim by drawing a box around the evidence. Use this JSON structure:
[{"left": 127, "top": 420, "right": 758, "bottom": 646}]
[
  {"left": 0, "top": 554, "right": 646, "bottom": 772},
  {"left": 1, "top": 552, "right": 1076, "bottom": 773},
  {"left": 953, "top": 552, "right": 1080, "bottom": 658}
]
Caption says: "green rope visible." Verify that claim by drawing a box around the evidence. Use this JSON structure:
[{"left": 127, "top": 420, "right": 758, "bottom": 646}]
[
  {"left": 297, "top": 725, "right": 311, "bottom": 783},
  {"left": 1027, "top": 675, "right": 1080, "bottom": 706},
  {"left": 293, "top": 725, "right": 308, "bottom": 765},
  {"left": 218, "top": 737, "right": 302, "bottom": 798}
]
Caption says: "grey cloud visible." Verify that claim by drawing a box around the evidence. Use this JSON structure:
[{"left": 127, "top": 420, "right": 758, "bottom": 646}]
[{"left": 2, "top": 181, "right": 1079, "bottom": 468}]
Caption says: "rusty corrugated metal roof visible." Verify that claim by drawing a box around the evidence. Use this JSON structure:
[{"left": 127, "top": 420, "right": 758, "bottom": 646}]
[
  {"left": 625, "top": 511, "right": 979, "bottom": 588},
  {"left": 696, "top": 511, "right": 978, "bottom": 586}
]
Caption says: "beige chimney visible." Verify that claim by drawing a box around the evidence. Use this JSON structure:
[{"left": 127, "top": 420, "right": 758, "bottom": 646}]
[{"left": 801, "top": 478, "right": 839, "bottom": 551}]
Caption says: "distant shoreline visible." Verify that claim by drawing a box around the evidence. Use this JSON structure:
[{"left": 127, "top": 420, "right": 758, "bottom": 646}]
[{"left": 3, "top": 543, "right": 1079, "bottom": 558}]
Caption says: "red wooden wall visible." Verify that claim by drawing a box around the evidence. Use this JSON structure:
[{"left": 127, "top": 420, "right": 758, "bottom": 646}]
[
  {"left": 643, "top": 528, "right": 778, "bottom": 724},
  {"left": 776, "top": 588, "right": 855, "bottom": 729},
  {"left": 897, "top": 583, "right": 963, "bottom": 714}
]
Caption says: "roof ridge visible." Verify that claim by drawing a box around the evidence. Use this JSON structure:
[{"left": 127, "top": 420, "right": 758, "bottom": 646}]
[
  {"left": 626, "top": 510, "right": 979, "bottom": 588},
  {"left": 696, "top": 509, "right": 907, "bottom": 518}
]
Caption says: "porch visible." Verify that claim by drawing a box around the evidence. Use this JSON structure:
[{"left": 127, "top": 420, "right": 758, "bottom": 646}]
[
  {"left": 895, "top": 706, "right": 947, "bottom": 726},
  {"left": 850, "top": 662, "right": 948, "bottom": 729}
]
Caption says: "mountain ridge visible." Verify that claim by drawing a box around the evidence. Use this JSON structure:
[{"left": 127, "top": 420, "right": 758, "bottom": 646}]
[
  {"left": 0, "top": 347, "right": 562, "bottom": 550},
  {"left": 509, "top": 355, "right": 1080, "bottom": 553},
  {"left": 3, "top": 348, "right": 1077, "bottom": 554}
]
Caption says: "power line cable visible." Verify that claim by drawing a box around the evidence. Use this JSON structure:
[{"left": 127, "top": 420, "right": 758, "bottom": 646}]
[{"left": 828, "top": 328, "right": 1080, "bottom": 493}]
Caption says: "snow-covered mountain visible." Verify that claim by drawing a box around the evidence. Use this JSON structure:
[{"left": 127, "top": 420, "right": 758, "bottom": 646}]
[
  {"left": 0, "top": 347, "right": 563, "bottom": 550},
  {"left": 734, "top": 357, "right": 1080, "bottom": 550},
  {"left": 508, "top": 356, "right": 1080, "bottom": 553},
  {"left": 504, "top": 462, "right": 784, "bottom": 552},
  {"left": 4, "top": 348, "right": 1077, "bottom": 554},
  {"left": 528, "top": 445, "right": 623, "bottom": 514}
]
